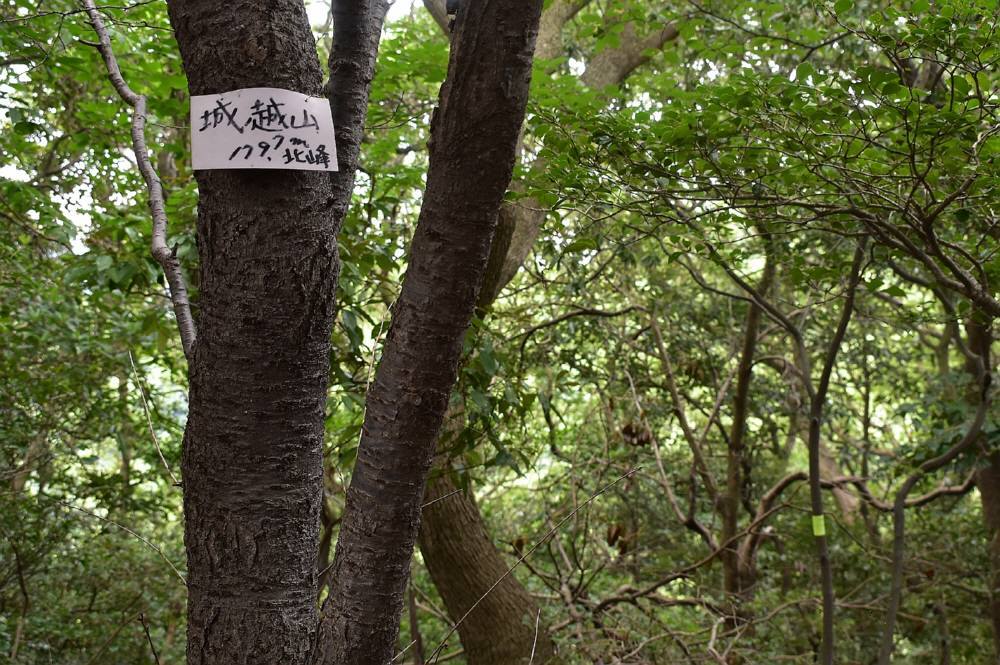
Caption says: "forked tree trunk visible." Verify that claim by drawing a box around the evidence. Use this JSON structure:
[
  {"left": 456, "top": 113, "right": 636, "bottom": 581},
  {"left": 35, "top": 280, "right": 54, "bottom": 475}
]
[
  {"left": 314, "top": 3, "right": 543, "bottom": 664},
  {"left": 166, "top": 1, "right": 386, "bottom": 663}
]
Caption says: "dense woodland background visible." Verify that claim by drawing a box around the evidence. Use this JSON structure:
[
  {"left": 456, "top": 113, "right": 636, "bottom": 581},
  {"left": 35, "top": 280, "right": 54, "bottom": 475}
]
[{"left": 3, "top": 0, "right": 1000, "bottom": 662}]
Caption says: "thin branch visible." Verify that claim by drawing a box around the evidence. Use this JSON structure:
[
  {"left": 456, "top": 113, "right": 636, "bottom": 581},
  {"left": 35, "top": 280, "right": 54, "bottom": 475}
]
[
  {"left": 517, "top": 306, "right": 640, "bottom": 360},
  {"left": 528, "top": 608, "right": 541, "bottom": 665},
  {"left": 139, "top": 613, "right": 162, "bottom": 665},
  {"left": 82, "top": 0, "right": 197, "bottom": 361},
  {"left": 51, "top": 497, "right": 187, "bottom": 586},
  {"left": 128, "top": 350, "right": 180, "bottom": 487}
]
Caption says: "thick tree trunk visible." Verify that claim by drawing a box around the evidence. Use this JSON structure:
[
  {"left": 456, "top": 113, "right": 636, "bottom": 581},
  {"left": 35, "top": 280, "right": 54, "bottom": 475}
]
[
  {"left": 419, "top": 409, "right": 557, "bottom": 665},
  {"left": 315, "top": 3, "right": 543, "bottom": 664},
  {"left": 166, "top": 2, "right": 386, "bottom": 663},
  {"left": 421, "top": 458, "right": 556, "bottom": 665}
]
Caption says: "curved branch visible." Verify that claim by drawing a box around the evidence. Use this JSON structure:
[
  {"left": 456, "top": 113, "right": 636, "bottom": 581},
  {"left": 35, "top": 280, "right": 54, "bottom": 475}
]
[
  {"left": 878, "top": 371, "right": 991, "bottom": 664},
  {"left": 83, "top": 0, "right": 197, "bottom": 361},
  {"left": 517, "top": 305, "right": 640, "bottom": 359}
]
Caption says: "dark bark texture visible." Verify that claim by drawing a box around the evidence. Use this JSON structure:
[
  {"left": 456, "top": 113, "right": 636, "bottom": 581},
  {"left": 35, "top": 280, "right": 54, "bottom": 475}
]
[
  {"left": 314, "top": 3, "right": 543, "bottom": 664},
  {"left": 413, "top": 7, "right": 681, "bottom": 664},
  {"left": 166, "top": 2, "right": 384, "bottom": 663},
  {"left": 327, "top": 1, "right": 390, "bottom": 233}
]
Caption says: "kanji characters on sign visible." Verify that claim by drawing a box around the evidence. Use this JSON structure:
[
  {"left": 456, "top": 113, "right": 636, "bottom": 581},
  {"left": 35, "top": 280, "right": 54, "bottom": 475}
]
[{"left": 190, "top": 87, "right": 338, "bottom": 171}]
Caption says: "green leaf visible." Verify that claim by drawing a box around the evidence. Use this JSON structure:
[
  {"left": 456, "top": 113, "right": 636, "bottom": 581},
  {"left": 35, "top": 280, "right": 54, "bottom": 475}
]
[
  {"left": 834, "top": 0, "right": 854, "bottom": 14},
  {"left": 795, "top": 62, "right": 815, "bottom": 83},
  {"left": 13, "top": 121, "right": 41, "bottom": 135},
  {"left": 564, "top": 237, "right": 597, "bottom": 253}
]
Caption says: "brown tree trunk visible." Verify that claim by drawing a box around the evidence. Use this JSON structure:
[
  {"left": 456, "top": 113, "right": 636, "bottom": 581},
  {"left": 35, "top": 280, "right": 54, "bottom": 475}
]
[
  {"left": 165, "top": 2, "right": 386, "bottom": 663},
  {"left": 314, "top": 3, "right": 543, "bottom": 664},
  {"left": 722, "top": 252, "right": 774, "bottom": 603},
  {"left": 966, "top": 315, "right": 1000, "bottom": 662},
  {"left": 978, "top": 454, "right": 1000, "bottom": 663},
  {"left": 412, "top": 9, "right": 681, "bottom": 663},
  {"left": 422, "top": 464, "right": 556, "bottom": 665}
]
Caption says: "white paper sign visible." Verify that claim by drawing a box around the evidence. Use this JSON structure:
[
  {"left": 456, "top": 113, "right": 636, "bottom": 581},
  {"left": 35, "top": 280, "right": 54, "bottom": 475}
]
[{"left": 190, "top": 87, "right": 338, "bottom": 172}]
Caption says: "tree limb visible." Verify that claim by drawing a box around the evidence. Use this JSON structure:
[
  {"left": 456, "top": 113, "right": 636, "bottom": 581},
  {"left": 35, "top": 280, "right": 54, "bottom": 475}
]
[{"left": 82, "top": 0, "right": 197, "bottom": 361}]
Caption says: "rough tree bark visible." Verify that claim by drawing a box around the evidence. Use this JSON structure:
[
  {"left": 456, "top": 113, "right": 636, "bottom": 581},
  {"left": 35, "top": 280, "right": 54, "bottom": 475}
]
[
  {"left": 326, "top": 1, "right": 390, "bottom": 236},
  {"left": 165, "top": 1, "right": 387, "bottom": 663},
  {"left": 313, "top": 3, "right": 543, "bottom": 664},
  {"left": 414, "top": 6, "right": 681, "bottom": 663}
]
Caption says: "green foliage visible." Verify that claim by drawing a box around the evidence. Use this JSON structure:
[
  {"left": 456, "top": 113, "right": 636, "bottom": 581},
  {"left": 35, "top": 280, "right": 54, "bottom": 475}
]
[{"left": 3, "top": 0, "right": 999, "bottom": 662}]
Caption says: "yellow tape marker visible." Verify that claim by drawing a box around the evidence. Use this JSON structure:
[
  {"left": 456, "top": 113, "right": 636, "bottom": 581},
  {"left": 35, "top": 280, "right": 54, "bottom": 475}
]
[{"left": 812, "top": 514, "right": 826, "bottom": 537}]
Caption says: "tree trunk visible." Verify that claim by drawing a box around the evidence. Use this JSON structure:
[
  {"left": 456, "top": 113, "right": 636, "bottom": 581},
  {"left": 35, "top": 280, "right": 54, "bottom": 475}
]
[
  {"left": 978, "top": 453, "right": 1000, "bottom": 663},
  {"left": 412, "top": 10, "right": 681, "bottom": 664},
  {"left": 422, "top": 462, "right": 556, "bottom": 664},
  {"left": 966, "top": 315, "right": 1000, "bottom": 661},
  {"left": 419, "top": 409, "right": 557, "bottom": 665},
  {"left": 722, "top": 251, "right": 774, "bottom": 603},
  {"left": 315, "top": 3, "right": 543, "bottom": 664},
  {"left": 166, "top": 1, "right": 386, "bottom": 663}
]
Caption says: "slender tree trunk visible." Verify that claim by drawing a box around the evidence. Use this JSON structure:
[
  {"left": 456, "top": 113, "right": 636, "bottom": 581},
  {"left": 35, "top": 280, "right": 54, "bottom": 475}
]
[
  {"left": 407, "top": 580, "right": 426, "bottom": 665},
  {"left": 722, "top": 252, "right": 774, "bottom": 603},
  {"left": 166, "top": 2, "right": 386, "bottom": 662},
  {"left": 327, "top": 1, "right": 390, "bottom": 231},
  {"left": 807, "top": 242, "right": 866, "bottom": 665},
  {"left": 315, "top": 3, "right": 543, "bottom": 664},
  {"left": 965, "top": 315, "right": 1000, "bottom": 662},
  {"left": 978, "top": 453, "right": 1000, "bottom": 663}
]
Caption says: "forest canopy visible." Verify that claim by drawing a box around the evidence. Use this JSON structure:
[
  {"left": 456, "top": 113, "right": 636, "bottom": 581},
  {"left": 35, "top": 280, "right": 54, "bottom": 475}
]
[{"left": 2, "top": 0, "right": 1000, "bottom": 663}]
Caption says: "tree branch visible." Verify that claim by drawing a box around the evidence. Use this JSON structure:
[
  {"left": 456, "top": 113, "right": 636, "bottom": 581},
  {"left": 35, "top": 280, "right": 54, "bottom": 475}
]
[
  {"left": 878, "top": 369, "right": 991, "bottom": 664},
  {"left": 82, "top": 0, "right": 197, "bottom": 362}
]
